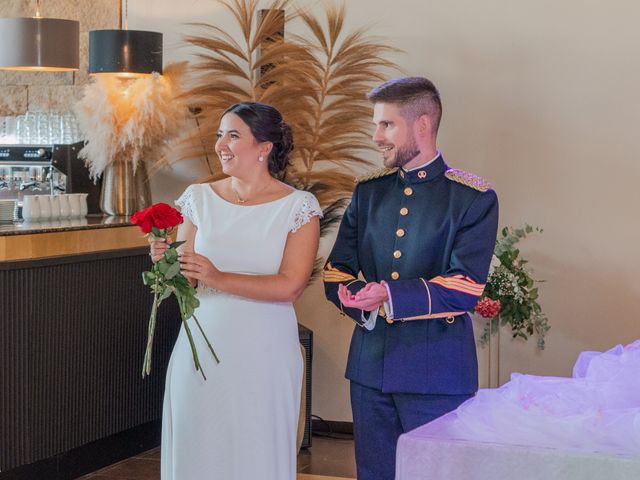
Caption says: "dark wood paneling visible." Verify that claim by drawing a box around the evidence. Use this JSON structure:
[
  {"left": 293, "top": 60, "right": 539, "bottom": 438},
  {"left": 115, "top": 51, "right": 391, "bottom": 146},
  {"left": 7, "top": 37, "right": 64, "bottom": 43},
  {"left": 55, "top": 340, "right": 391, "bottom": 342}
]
[{"left": 0, "top": 251, "right": 180, "bottom": 473}]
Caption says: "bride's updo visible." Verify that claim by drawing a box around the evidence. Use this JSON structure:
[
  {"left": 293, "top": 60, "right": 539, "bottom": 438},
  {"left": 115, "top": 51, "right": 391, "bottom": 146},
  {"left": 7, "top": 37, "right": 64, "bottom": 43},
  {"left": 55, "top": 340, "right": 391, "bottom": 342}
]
[{"left": 222, "top": 102, "right": 293, "bottom": 175}]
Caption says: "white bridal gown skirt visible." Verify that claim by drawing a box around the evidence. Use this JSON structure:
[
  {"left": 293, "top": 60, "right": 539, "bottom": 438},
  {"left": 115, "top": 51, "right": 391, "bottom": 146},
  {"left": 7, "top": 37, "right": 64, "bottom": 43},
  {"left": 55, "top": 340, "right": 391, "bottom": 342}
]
[{"left": 161, "top": 293, "right": 303, "bottom": 480}]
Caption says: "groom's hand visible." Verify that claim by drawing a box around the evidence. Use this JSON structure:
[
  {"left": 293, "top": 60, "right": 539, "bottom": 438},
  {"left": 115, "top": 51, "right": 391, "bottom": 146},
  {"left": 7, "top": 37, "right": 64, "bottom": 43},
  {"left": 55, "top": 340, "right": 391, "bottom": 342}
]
[{"left": 338, "top": 281, "right": 388, "bottom": 312}]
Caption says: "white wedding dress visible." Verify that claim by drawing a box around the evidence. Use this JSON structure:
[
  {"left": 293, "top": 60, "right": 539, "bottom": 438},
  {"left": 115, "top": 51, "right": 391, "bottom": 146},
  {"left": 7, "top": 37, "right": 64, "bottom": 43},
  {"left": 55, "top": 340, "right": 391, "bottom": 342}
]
[{"left": 161, "top": 183, "right": 322, "bottom": 480}]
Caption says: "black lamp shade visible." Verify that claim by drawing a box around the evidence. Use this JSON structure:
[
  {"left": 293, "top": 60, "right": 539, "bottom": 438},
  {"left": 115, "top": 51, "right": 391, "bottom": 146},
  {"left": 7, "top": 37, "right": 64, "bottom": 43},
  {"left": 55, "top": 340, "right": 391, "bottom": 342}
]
[{"left": 89, "top": 30, "right": 162, "bottom": 76}]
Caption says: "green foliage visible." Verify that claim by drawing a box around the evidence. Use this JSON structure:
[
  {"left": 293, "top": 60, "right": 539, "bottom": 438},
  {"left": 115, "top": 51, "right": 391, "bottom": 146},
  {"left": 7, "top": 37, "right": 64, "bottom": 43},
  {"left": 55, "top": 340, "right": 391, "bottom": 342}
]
[
  {"left": 141, "top": 233, "right": 218, "bottom": 379},
  {"left": 479, "top": 225, "right": 550, "bottom": 350}
]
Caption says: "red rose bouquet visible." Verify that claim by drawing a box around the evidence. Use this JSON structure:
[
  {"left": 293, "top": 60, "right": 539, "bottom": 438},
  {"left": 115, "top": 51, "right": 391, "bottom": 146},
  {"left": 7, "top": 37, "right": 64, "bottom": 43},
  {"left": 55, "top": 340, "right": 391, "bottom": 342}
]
[{"left": 131, "top": 203, "right": 219, "bottom": 380}]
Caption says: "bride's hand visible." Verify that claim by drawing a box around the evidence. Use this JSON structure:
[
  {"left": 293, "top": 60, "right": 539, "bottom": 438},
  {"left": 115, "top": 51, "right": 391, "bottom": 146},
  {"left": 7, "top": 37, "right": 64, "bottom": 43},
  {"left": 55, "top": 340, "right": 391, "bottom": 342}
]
[
  {"left": 148, "top": 235, "right": 171, "bottom": 263},
  {"left": 178, "top": 251, "right": 221, "bottom": 286}
]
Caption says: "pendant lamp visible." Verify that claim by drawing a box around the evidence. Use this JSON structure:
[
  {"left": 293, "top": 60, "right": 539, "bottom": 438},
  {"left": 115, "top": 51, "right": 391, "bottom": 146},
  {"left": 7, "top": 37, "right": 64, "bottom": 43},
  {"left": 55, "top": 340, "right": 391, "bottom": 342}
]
[
  {"left": 0, "top": 1, "right": 79, "bottom": 72},
  {"left": 88, "top": 0, "right": 162, "bottom": 77}
]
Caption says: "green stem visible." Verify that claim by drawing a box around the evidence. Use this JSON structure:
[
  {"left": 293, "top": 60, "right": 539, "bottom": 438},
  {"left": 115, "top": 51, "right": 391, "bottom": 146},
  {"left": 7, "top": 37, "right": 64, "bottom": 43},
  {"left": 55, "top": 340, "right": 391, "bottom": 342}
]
[
  {"left": 192, "top": 313, "right": 220, "bottom": 364},
  {"left": 178, "top": 294, "right": 206, "bottom": 381},
  {"left": 142, "top": 276, "right": 161, "bottom": 378}
]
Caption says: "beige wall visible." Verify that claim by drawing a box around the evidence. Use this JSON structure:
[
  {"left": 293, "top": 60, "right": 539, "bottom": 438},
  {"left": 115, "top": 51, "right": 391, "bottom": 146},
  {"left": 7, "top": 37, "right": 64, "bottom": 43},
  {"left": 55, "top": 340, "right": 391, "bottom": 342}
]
[
  {"left": 0, "top": 0, "right": 119, "bottom": 115},
  {"left": 128, "top": 0, "right": 640, "bottom": 421}
]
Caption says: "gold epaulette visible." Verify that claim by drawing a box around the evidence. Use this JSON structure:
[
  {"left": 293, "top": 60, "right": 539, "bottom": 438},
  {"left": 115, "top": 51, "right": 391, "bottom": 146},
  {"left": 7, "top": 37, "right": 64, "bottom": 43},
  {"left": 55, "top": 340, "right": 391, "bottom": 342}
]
[
  {"left": 445, "top": 168, "right": 492, "bottom": 192},
  {"left": 355, "top": 167, "right": 398, "bottom": 184}
]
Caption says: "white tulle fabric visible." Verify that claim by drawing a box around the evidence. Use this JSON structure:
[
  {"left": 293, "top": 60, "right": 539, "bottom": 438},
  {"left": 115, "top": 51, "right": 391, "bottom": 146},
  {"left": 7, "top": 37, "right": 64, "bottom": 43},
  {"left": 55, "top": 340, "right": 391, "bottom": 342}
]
[
  {"left": 162, "top": 184, "right": 321, "bottom": 480},
  {"left": 450, "top": 340, "right": 640, "bottom": 456}
]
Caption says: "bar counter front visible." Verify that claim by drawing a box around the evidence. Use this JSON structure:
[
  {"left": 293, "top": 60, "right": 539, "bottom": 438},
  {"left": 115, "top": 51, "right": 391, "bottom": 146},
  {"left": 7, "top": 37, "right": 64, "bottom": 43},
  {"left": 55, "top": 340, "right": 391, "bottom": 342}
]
[{"left": 0, "top": 217, "right": 181, "bottom": 479}]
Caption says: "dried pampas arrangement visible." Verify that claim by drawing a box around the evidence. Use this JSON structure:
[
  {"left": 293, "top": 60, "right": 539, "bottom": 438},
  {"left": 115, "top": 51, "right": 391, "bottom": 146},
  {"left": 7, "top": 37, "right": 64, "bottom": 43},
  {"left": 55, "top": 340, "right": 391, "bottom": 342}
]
[
  {"left": 74, "top": 62, "right": 188, "bottom": 181},
  {"left": 181, "top": 1, "right": 398, "bottom": 195},
  {"left": 178, "top": 0, "right": 399, "bottom": 280}
]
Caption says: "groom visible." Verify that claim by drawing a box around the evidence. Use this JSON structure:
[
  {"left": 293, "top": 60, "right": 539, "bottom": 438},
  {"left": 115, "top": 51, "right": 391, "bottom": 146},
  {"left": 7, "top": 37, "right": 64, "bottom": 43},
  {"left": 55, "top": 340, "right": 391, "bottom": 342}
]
[{"left": 323, "top": 76, "right": 499, "bottom": 479}]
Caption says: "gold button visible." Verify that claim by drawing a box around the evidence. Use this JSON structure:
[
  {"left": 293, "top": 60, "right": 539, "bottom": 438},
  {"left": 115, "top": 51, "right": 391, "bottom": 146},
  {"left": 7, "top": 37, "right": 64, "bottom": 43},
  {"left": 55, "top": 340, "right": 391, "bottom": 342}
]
[
  {"left": 399, "top": 170, "right": 405, "bottom": 178},
  {"left": 400, "top": 207, "right": 408, "bottom": 216},
  {"left": 418, "top": 170, "right": 427, "bottom": 179},
  {"left": 404, "top": 187, "right": 413, "bottom": 196},
  {"left": 393, "top": 250, "right": 402, "bottom": 259},
  {"left": 446, "top": 317, "right": 455, "bottom": 324},
  {"left": 391, "top": 271, "right": 400, "bottom": 280},
  {"left": 396, "top": 228, "right": 405, "bottom": 237}
]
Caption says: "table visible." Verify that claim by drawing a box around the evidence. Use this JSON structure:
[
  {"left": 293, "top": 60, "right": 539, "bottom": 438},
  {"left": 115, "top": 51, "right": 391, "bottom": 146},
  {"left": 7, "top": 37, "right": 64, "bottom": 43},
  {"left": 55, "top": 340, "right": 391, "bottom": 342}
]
[{"left": 396, "top": 410, "right": 640, "bottom": 480}]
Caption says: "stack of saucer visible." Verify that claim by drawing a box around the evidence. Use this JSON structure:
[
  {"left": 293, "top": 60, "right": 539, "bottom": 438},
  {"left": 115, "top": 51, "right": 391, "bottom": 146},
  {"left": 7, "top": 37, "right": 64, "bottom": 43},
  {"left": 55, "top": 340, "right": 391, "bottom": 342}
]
[
  {"left": 13, "top": 201, "right": 21, "bottom": 221},
  {"left": 0, "top": 199, "right": 16, "bottom": 224}
]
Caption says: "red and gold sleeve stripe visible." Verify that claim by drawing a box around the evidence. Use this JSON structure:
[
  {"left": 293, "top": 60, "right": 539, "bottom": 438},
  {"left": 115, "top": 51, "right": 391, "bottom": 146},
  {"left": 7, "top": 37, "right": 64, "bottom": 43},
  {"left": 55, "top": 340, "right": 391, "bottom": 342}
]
[
  {"left": 323, "top": 262, "right": 357, "bottom": 283},
  {"left": 395, "top": 311, "right": 466, "bottom": 322},
  {"left": 429, "top": 274, "right": 485, "bottom": 296}
]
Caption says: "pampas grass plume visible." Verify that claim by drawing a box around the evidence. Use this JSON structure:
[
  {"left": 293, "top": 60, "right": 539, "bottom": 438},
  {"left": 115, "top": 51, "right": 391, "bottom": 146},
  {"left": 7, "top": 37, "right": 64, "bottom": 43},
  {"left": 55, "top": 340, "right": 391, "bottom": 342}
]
[{"left": 74, "top": 62, "right": 188, "bottom": 180}]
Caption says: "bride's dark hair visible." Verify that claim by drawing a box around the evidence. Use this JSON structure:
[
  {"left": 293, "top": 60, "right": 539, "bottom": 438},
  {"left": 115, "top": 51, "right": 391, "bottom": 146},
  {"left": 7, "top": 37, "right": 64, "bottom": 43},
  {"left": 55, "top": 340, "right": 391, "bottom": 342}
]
[{"left": 222, "top": 102, "right": 293, "bottom": 175}]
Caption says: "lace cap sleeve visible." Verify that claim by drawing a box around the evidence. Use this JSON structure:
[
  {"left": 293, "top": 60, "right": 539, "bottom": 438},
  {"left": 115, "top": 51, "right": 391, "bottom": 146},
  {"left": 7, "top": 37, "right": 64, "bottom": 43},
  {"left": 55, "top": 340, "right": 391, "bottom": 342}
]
[
  {"left": 291, "top": 191, "right": 323, "bottom": 233},
  {"left": 175, "top": 184, "right": 198, "bottom": 226}
]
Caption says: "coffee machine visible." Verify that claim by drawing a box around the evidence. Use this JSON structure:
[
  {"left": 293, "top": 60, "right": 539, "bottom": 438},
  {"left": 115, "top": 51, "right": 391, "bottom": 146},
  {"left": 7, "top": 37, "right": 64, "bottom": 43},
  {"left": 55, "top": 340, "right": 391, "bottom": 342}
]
[
  {"left": 0, "top": 142, "right": 102, "bottom": 215},
  {"left": 0, "top": 113, "right": 101, "bottom": 215}
]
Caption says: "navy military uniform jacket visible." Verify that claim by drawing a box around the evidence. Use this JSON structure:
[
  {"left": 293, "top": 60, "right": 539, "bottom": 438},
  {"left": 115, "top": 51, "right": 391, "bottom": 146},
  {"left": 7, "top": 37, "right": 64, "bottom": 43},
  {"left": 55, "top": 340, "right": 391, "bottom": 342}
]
[{"left": 324, "top": 155, "right": 499, "bottom": 395}]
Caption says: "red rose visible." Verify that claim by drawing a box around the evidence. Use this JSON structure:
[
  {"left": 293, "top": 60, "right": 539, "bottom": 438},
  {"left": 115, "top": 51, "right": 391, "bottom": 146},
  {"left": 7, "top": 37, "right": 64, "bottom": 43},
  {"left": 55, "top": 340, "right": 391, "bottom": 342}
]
[
  {"left": 149, "top": 203, "right": 183, "bottom": 230},
  {"left": 475, "top": 298, "right": 501, "bottom": 318},
  {"left": 130, "top": 206, "right": 154, "bottom": 234},
  {"left": 131, "top": 203, "right": 183, "bottom": 234}
]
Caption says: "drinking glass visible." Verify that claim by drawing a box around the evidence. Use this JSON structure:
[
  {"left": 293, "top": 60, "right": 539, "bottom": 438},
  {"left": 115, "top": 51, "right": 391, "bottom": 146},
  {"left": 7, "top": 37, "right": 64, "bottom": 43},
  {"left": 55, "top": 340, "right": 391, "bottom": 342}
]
[
  {"left": 58, "top": 194, "right": 71, "bottom": 218},
  {"left": 22, "top": 195, "right": 40, "bottom": 221},
  {"left": 67, "top": 193, "right": 82, "bottom": 218},
  {"left": 49, "top": 194, "right": 61, "bottom": 219},
  {"left": 36, "top": 195, "right": 52, "bottom": 219}
]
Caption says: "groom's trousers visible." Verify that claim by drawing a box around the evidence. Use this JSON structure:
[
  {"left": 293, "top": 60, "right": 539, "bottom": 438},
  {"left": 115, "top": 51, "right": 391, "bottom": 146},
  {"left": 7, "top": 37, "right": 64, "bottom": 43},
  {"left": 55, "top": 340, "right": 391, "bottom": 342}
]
[{"left": 350, "top": 381, "right": 472, "bottom": 480}]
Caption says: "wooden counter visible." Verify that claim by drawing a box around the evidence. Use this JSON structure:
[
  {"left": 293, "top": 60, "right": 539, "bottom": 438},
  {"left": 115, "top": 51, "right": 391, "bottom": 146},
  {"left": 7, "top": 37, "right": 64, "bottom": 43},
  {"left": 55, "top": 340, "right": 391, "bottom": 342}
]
[{"left": 0, "top": 216, "right": 148, "bottom": 261}]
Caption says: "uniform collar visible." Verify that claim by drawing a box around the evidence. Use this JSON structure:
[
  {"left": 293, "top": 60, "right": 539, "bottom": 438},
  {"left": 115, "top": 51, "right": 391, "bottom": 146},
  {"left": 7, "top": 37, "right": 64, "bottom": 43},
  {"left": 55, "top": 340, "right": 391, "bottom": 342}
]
[{"left": 398, "top": 152, "right": 447, "bottom": 184}]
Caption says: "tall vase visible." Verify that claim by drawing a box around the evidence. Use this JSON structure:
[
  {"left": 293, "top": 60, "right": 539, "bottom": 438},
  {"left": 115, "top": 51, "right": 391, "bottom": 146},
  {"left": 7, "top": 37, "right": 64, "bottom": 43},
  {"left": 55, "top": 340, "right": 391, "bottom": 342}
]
[{"left": 100, "top": 160, "right": 151, "bottom": 216}]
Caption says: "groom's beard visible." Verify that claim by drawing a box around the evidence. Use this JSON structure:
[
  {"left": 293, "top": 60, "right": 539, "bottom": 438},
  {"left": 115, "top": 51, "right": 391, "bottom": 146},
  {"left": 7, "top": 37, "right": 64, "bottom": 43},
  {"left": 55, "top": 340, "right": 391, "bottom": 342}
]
[{"left": 384, "top": 138, "right": 421, "bottom": 169}]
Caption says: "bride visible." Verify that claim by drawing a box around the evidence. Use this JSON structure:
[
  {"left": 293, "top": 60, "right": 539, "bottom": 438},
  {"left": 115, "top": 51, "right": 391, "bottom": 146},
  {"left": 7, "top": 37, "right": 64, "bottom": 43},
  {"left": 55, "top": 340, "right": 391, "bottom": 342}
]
[{"left": 149, "top": 102, "right": 322, "bottom": 479}]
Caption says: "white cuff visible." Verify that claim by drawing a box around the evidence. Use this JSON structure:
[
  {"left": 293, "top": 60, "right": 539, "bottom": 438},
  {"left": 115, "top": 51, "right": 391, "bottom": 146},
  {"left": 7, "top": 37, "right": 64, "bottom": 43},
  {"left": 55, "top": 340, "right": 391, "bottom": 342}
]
[
  {"left": 383, "top": 283, "right": 394, "bottom": 320},
  {"left": 360, "top": 307, "right": 379, "bottom": 331}
]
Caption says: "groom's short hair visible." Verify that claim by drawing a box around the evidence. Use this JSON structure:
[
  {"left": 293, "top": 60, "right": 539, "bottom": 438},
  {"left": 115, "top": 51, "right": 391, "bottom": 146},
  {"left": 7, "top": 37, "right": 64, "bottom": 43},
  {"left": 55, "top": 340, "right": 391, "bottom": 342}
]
[{"left": 367, "top": 76, "right": 442, "bottom": 134}]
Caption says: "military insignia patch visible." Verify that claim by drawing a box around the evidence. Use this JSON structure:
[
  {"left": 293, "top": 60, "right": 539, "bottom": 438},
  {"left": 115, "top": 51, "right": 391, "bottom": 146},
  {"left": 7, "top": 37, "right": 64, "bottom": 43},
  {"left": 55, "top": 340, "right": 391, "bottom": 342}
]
[
  {"left": 355, "top": 167, "right": 398, "bottom": 184},
  {"left": 445, "top": 169, "right": 492, "bottom": 192}
]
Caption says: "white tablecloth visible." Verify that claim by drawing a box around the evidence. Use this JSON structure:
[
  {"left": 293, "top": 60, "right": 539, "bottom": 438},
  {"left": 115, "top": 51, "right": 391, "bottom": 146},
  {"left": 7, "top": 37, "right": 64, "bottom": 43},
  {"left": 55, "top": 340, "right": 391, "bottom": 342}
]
[{"left": 396, "top": 411, "right": 640, "bottom": 480}]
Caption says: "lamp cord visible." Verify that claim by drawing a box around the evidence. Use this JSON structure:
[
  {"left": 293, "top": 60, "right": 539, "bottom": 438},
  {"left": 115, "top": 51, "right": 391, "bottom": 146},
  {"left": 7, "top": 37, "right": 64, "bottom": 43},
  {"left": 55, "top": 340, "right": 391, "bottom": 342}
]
[{"left": 118, "top": 0, "right": 129, "bottom": 30}]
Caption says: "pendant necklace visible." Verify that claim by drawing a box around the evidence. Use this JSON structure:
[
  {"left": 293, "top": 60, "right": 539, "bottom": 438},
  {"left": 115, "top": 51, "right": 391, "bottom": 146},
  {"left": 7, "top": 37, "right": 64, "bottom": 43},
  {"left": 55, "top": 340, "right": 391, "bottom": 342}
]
[
  {"left": 231, "top": 181, "right": 272, "bottom": 204},
  {"left": 231, "top": 185, "right": 247, "bottom": 203}
]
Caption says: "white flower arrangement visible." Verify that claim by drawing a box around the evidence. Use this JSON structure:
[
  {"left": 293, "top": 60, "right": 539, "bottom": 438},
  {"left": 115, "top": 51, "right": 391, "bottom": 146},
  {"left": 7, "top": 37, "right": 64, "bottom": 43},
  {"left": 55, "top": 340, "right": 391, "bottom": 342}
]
[{"left": 476, "top": 225, "right": 550, "bottom": 350}]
